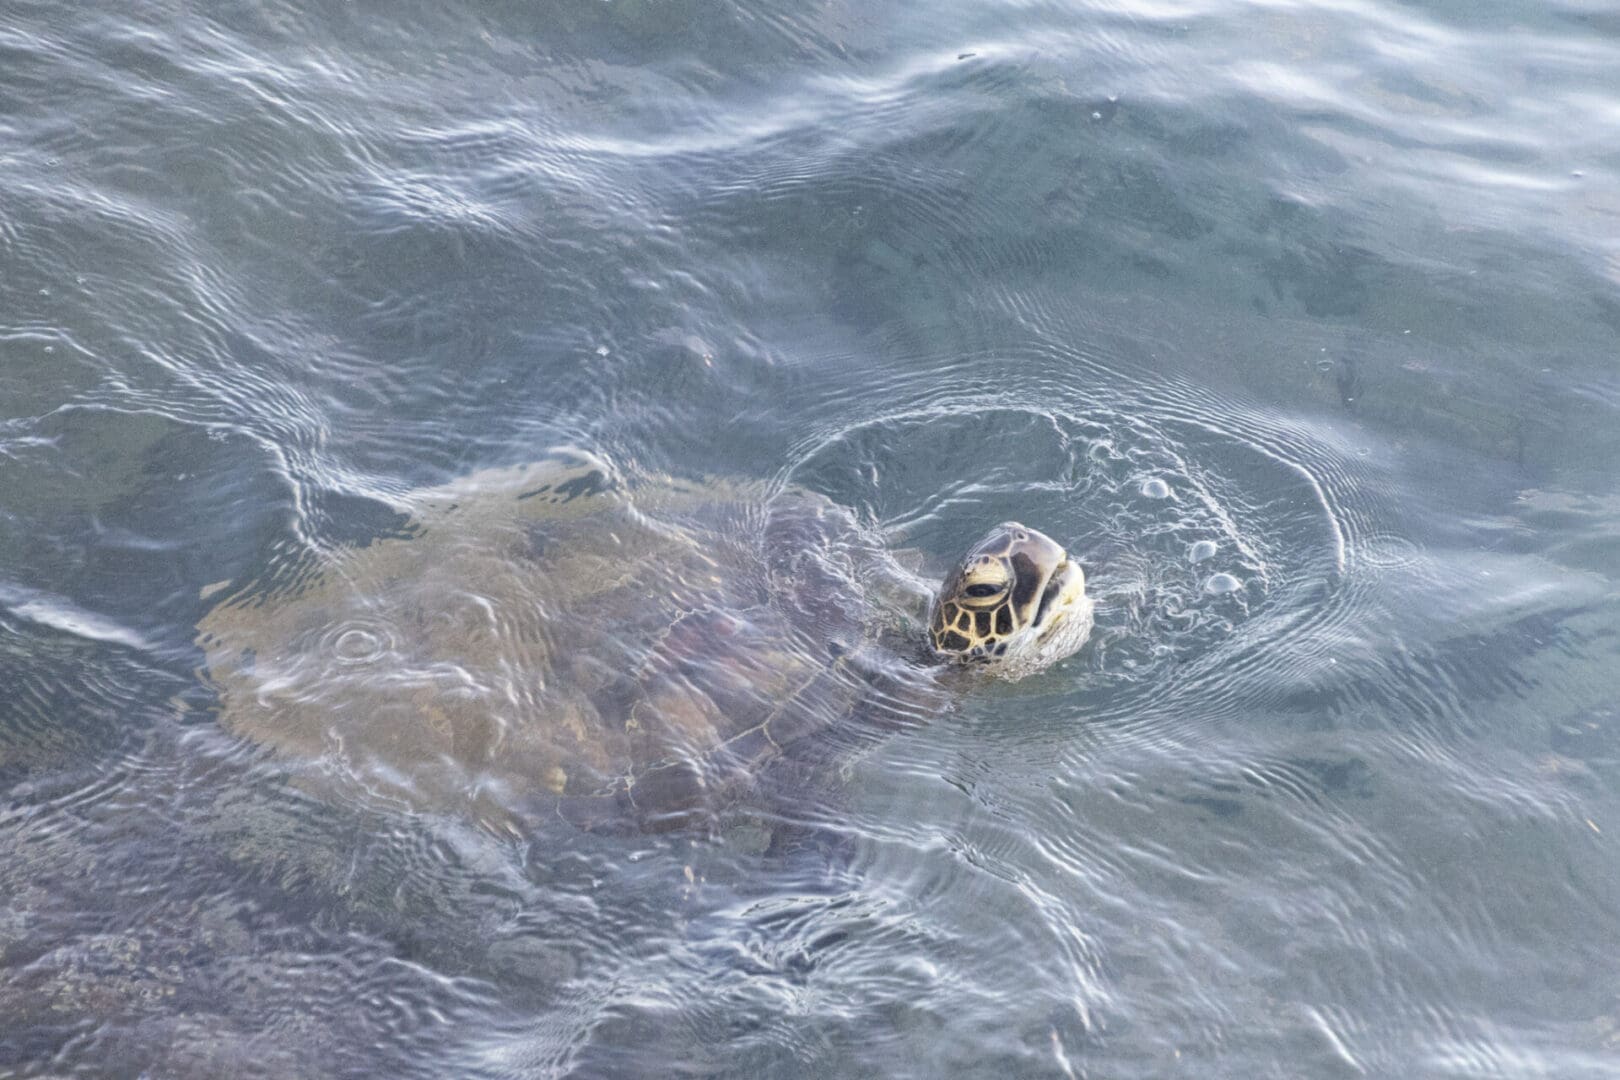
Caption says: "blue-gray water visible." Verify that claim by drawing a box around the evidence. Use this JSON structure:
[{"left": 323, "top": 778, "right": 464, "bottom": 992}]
[{"left": 4, "top": 0, "right": 1620, "bottom": 1076}]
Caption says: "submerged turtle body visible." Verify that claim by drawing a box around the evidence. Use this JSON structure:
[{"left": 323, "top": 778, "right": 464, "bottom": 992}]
[
  {"left": 196, "top": 451, "right": 925, "bottom": 832},
  {"left": 197, "top": 449, "right": 1097, "bottom": 833}
]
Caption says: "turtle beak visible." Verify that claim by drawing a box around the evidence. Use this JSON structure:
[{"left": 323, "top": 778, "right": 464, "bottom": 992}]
[{"left": 1034, "top": 557, "right": 1086, "bottom": 638}]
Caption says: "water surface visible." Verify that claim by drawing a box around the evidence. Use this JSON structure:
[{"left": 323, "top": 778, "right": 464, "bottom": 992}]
[{"left": 3, "top": 0, "right": 1620, "bottom": 1076}]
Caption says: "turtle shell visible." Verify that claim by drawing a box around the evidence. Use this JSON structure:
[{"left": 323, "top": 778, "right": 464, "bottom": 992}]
[{"left": 195, "top": 451, "right": 921, "bottom": 832}]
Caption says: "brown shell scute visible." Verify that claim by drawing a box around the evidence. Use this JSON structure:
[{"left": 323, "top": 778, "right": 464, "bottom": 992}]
[{"left": 195, "top": 458, "right": 885, "bottom": 834}]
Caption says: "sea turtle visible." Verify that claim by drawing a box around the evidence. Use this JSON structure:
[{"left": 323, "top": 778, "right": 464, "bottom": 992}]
[{"left": 195, "top": 449, "right": 1094, "bottom": 833}]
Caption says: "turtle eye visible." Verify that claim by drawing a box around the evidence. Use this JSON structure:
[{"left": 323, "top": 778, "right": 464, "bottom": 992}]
[{"left": 963, "top": 583, "right": 1004, "bottom": 599}]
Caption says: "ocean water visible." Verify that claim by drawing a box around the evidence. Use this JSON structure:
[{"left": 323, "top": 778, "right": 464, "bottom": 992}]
[{"left": 3, "top": 0, "right": 1619, "bottom": 1076}]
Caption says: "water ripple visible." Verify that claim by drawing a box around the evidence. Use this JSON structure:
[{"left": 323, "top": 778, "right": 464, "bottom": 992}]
[{"left": 5, "top": 0, "right": 1620, "bottom": 1074}]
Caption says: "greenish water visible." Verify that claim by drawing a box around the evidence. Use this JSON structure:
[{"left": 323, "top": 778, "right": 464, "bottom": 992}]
[{"left": 3, "top": 0, "right": 1619, "bottom": 1075}]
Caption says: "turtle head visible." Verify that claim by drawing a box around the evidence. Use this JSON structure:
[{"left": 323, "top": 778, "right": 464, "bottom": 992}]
[{"left": 929, "top": 522, "right": 1093, "bottom": 678}]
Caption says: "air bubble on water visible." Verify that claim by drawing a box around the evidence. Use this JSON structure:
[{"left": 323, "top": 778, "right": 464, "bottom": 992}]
[
  {"left": 1141, "top": 477, "right": 1170, "bottom": 499},
  {"left": 1205, "top": 573, "right": 1242, "bottom": 594},
  {"left": 1189, "top": 540, "right": 1217, "bottom": 563}
]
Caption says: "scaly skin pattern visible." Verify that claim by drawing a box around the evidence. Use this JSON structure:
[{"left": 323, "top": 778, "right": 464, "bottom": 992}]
[{"left": 929, "top": 521, "right": 1094, "bottom": 680}]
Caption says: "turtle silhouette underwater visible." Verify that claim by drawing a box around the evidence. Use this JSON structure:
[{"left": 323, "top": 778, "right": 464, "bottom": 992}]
[{"left": 195, "top": 450, "right": 1094, "bottom": 834}]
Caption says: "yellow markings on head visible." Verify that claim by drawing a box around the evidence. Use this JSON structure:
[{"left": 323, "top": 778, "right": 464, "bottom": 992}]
[
  {"left": 932, "top": 522, "right": 1084, "bottom": 670},
  {"left": 931, "top": 575, "right": 1018, "bottom": 661},
  {"left": 955, "top": 556, "right": 1011, "bottom": 610}
]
